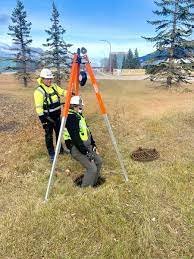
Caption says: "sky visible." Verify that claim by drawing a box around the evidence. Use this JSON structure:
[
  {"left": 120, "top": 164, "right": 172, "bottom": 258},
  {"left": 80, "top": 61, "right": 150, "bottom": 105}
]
[{"left": 0, "top": 0, "right": 167, "bottom": 62}]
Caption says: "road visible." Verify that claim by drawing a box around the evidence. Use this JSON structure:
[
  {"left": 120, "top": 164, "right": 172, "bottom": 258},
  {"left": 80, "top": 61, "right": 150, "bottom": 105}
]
[
  {"left": 94, "top": 71, "right": 147, "bottom": 80},
  {"left": 94, "top": 71, "right": 194, "bottom": 82}
]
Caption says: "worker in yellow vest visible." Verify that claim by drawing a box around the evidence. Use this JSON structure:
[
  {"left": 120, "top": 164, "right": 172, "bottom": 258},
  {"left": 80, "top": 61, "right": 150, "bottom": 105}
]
[
  {"left": 63, "top": 96, "right": 103, "bottom": 187},
  {"left": 34, "top": 68, "right": 67, "bottom": 162}
]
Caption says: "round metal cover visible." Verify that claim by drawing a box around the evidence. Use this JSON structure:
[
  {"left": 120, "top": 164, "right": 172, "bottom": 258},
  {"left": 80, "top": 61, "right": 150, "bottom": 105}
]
[{"left": 131, "top": 147, "right": 159, "bottom": 162}]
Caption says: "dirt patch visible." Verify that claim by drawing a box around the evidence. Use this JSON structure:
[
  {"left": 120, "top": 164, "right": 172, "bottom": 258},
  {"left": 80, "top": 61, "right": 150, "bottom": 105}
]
[
  {"left": 0, "top": 94, "right": 28, "bottom": 117},
  {"left": 183, "top": 116, "right": 194, "bottom": 128},
  {"left": 0, "top": 121, "right": 21, "bottom": 132},
  {"left": 0, "top": 93, "right": 36, "bottom": 131}
]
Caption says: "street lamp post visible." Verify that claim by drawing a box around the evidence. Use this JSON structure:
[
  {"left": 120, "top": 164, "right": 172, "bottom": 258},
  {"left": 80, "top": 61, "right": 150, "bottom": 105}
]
[{"left": 100, "top": 40, "right": 112, "bottom": 74}]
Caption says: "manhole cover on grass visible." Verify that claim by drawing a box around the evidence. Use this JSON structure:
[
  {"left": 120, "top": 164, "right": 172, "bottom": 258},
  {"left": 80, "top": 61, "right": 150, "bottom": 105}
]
[{"left": 131, "top": 147, "right": 160, "bottom": 162}]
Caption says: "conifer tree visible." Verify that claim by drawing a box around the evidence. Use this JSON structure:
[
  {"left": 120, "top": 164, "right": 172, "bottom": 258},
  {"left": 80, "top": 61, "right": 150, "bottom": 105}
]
[
  {"left": 133, "top": 48, "right": 141, "bottom": 68},
  {"left": 143, "top": 0, "right": 194, "bottom": 87},
  {"left": 122, "top": 55, "right": 126, "bottom": 69},
  {"left": 8, "top": 0, "right": 32, "bottom": 87},
  {"left": 125, "top": 49, "right": 134, "bottom": 69},
  {"left": 43, "top": 2, "right": 72, "bottom": 85}
]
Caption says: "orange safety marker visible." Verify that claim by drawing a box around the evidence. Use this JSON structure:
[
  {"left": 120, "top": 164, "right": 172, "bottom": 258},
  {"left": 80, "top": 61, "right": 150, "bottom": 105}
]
[
  {"left": 44, "top": 48, "right": 128, "bottom": 202},
  {"left": 85, "top": 57, "right": 107, "bottom": 115}
]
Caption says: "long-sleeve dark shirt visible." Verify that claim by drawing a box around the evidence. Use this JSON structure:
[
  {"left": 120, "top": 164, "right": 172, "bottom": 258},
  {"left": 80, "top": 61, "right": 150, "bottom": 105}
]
[{"left": 65, "top": 112, "right": 95, "bottom": 155}]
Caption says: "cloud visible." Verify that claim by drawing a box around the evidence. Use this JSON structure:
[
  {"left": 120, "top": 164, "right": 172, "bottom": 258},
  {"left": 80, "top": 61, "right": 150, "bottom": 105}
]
[{"left": 0, "top": 14, "right": 9, "bottom": 25}]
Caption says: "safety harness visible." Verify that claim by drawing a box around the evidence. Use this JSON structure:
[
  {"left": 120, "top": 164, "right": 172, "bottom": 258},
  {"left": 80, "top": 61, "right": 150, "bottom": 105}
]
[
  {"left": 63, "top": 109, "right": 90, "bottom": 142},
  {"left": 37, "top": 85, "right": 61, "bottom": 115}
]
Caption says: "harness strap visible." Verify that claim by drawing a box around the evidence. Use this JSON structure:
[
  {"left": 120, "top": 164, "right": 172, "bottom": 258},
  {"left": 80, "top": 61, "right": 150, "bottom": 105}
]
[{"left": 37, "top": 85, "right": 60, "bottom": 114}]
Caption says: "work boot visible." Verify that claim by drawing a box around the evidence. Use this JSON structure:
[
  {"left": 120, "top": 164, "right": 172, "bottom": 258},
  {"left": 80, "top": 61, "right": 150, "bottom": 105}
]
[
  {"left": 59, "top": 146, "right": 64, "bottom": 154},
  {"left": 59, "top": 145, "right": 70, "bottom": 155},
  {"left": 49, "top": 153, "right": 55, "bottom": 163}
]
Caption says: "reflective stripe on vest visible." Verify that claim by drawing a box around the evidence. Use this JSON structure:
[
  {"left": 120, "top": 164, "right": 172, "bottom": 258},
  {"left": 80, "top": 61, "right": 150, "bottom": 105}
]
[
  {"left": 36, "top": 85, "right": 61, "bottom": 114},
  {"left": 63, "top": 110, "right": 90, "bottom": 141}
]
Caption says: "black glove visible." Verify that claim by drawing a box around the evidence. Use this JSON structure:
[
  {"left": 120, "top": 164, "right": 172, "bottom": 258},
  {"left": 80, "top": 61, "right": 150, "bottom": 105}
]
[
  {"left": 39, "top": 115, "right": 56, "bottom": 129},
  {"left": 86, "top": 152, "right": 95, "bottom": 162},
  {"left": 39, "top": 115, "right": 47, "bottom": 124},
  {"left": 39, "top": 115, "right": 56, "bottom": 124},
  {"left": 46, "top": 116, "right": 56, "bottom": 125}
]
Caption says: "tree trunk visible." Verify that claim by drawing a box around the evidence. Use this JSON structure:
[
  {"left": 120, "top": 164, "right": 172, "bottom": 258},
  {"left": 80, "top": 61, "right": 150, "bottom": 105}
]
[
  {"left": 23, "top": 60, "right": 28, "bottom": 87},
  {"left": 21, "top": 38, "right": 28, "bottom": 87},
  {"left": 167, "top": 76, "right": 172, "bottom": 87},
  {"left": 23, "top": 76, "right": 27, "bottom": 87},
  {"left": 167, "top": 0, "right": 178, "bottom": 87},
  {"left": 55, "top": 44, "right": 61, "bottom": 86},
  {"left": 57, "top": 64, "right": 60, "bottom": 86}
]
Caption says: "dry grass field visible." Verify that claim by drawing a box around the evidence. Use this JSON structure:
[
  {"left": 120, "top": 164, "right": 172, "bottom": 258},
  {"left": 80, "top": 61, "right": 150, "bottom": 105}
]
[{"left": 0, "top": 74, "right": 193, "bottom": 258}]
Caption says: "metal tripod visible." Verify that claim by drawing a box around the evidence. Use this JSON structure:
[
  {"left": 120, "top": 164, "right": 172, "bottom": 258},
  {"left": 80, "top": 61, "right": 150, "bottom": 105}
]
[{"left": 44, "top": 48, "right": 128, "bottom": 202}]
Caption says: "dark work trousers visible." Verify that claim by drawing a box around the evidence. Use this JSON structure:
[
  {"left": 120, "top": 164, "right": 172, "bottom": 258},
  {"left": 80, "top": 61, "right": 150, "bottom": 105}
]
[
  {"left": 43, "top": 116, "right": 63, "bottom": 156},
  {"left": 71, "top": 145, "right": 103, "bottom": 187}
]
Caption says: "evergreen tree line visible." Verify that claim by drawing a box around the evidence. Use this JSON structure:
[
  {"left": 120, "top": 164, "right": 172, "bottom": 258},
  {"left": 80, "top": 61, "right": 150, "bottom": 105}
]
[
  {"left": 122, "top": 48, "right": 141, "bottom": 69},
  {"left": 143, "top": 0, "right": 194, "bottom": 87},
  {"left": 7, "top": 0, "right": 71, "bottom": 87},
  {"left": 101, "top": 49, "right": 141, "bottom": 70},
  {"left": 4, "top": 0, "right": 194, "bottom": 87},
  {"left": 102, "top": 0, "right": 193, "bottom": 86}
]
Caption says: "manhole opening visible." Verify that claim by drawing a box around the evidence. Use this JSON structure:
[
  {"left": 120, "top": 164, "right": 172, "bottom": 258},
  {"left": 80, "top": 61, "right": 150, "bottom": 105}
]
[
  {"left": 73, "top": 174, "right": 106, "bottom": 187},
  {"left": 73, "top": 174, "right": 84, "bottom": 187}
]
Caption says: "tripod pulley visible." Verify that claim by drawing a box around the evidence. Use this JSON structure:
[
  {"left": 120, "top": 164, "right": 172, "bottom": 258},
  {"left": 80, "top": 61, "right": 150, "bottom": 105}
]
[{"left": 79, "top": 71, "right": 87, "bottom": 86}]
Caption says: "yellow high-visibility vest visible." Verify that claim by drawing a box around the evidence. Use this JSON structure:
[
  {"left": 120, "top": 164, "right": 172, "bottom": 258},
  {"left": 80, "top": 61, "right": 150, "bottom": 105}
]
[
  {"left": 63, "top": 110, "right": 90, "bottom": 141},
  {"left": 34, "top": 78, "right": 66, "bottom": 116}
]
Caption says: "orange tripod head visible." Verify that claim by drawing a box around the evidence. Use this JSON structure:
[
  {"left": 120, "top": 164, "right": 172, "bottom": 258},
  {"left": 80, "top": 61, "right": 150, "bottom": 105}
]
[{"left": 63, "top": 46, "right": 107, "bottom": 118}]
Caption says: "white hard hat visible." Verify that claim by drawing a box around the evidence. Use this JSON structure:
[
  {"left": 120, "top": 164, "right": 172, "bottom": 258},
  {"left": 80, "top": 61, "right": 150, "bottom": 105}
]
[
  {"left": 70, "top": 96, "right": 84, "bottom": 106},
  {"left": 40, "top": 68, "right": 54, "bottom": 79}
]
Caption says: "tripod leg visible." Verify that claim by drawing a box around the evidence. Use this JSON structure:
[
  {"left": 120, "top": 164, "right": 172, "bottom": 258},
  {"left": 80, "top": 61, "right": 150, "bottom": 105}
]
[
  {"left": 44, "top": 55, "right": 78, "bottom": 202},
  {"left": 74, "top": 63, "right": 80, "bottom": 95},
  {"left": 44, "top": 117, "right": 67, "bottom": 202},
  {"left": 103, "top": 114, "right": 128, "bottom": 181},
  {"left": 63, "top": 56, "right": 78, "bottom": 117},
  {"left": 85, "top": 59, "right": 128, "bottom": 182}
]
